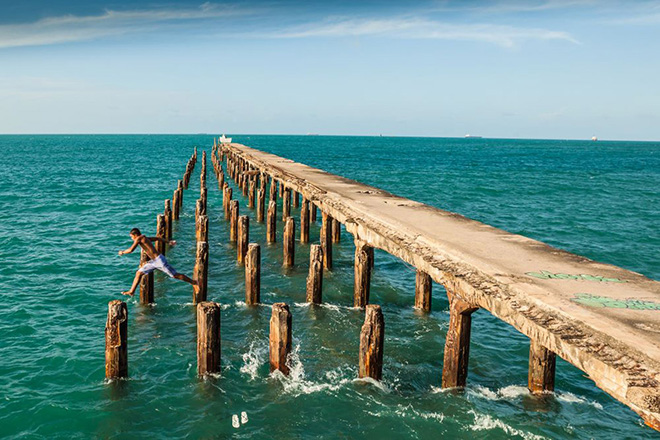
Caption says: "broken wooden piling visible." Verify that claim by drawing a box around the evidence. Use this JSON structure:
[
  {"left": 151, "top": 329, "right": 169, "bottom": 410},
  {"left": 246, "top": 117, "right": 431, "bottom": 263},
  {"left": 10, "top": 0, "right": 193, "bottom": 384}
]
[
  {"left": 164, "top": 199, "right": 172, "bottom": 240},
  {"left": 283, "top": 188, "right": 291, "bottom": 220},
  {"left": 196, "top": 214, "right": 209, "bottom": 243},
  {"left": 359, "top": 304, "right": 384, "bottom": 381},
  {"left": 320, "top": 211, "right": 333, "bottom": 270},
  {"left": 300, "top": 198, "right": 310, "bottom": 244},
  {"left": 224, "top": 186, "right": 233, "bottom": 219},
  {"left": 332, "top": 218, "right": 341, "bottom": 243},
  {"left": 257, "top": 189, "right": 265, "bottom": 222},
  {"left": 237, "top": 215, "right": 249, "bottom": 265},
  {"left": 306, "top": 244, "right": 323, "bottom": 304},
  {"left": 105, "top": 300, "right": 128, "bottom": 380},
  {"left": 155, "top": 214, "right": 167, "bottom": 255},
  {"left": 354, "top": 241, "right": 373, "bottom": 308},
  {"left": 248, "top": 179, "right": 256, "bottom": 209},
  {"left": 414, "top": 270, "right": 432, "bottom": 312},
  {"left": 441, "top": 296, "right": 478, "bottom": 388},
  {"left": 266, "top": 200, "right": 277, "bottom": 243},
  {"left": 245, "top": 243, "right": 261, "bottom": 305},
  {"left": 283, "top": 217, "right": 295, "bottom": 267},
  {"left": 528, "top": 340, "right": 556, "bottom": 394},
  {"left": 139, "top": 250, "right": 154, "bottom": 304},
  {"left": 193, "top": 242, "right": 208, "bottom": 304},
  {"left": 269, "top": 303, "right": 292, "bottom": 375},
  {"left": 197, "top": 301, "right": 221, "bottom": 377},
  {"left": 230, "top": 200, "right": 239, "bottom": 243}
]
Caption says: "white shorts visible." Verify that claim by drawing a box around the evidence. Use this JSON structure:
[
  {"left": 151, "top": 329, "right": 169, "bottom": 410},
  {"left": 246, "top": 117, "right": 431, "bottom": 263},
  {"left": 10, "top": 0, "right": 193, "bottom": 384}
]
[{"left": 138, "top": 255, "right": 178, "bottom": 278}]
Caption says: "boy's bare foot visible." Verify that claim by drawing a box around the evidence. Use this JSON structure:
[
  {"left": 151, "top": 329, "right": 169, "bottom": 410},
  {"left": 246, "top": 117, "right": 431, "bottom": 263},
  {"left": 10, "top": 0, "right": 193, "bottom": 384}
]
[{"left": 121, "top": 291, "right": 135, "bottom": 296}]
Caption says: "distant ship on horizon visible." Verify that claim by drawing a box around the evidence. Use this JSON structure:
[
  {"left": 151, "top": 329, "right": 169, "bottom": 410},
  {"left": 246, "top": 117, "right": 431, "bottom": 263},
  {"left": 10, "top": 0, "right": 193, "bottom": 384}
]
[{"left": 464, "top": 134, "right": 483, "bottom": 138}]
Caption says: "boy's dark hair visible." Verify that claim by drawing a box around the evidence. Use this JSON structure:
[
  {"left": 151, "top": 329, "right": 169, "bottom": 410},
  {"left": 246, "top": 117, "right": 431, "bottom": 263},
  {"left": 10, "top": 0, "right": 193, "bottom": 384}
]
[{"left": 130, "top": 228, "right": 141, "bottom": 236}]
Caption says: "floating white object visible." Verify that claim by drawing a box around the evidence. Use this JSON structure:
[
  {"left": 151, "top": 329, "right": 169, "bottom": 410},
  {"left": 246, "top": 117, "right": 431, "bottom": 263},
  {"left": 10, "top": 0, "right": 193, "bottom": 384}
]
[
  {"left": 592, "top": 136, "right": 598, "bottom": 141},
  {"left": 232, "top": 414, "right": 240, "bottom": 428},
  {"left": 241, "top": 411, "right": 248, "bottom": 424}
]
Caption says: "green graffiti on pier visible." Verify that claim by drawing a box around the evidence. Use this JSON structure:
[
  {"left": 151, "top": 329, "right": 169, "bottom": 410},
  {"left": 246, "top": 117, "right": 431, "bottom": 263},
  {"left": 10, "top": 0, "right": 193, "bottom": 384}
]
[
  {"left": 572, "top": 293, "right": 660, "bottom": 310},
  {"left": 526, "top": 270, "right": 627, "bottom": 283}
]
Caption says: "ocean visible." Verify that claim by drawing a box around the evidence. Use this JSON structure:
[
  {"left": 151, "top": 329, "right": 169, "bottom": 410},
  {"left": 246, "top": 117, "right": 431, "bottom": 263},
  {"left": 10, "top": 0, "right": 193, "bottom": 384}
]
[{"left": 0, "top": 134, "right": 658, "bottom": 439}]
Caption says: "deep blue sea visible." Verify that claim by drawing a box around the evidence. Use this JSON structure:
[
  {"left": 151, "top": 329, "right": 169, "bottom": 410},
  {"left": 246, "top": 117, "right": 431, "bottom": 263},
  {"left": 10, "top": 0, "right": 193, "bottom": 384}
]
[{"left": 0, "top": 135, "right": 658, "bottom": 439}]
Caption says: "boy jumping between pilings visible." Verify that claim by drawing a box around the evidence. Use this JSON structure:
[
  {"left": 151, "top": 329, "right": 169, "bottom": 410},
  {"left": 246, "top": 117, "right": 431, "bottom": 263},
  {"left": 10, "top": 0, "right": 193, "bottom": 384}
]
[{"left": 118, "top": 228, "right": 197, "bottom": 296}]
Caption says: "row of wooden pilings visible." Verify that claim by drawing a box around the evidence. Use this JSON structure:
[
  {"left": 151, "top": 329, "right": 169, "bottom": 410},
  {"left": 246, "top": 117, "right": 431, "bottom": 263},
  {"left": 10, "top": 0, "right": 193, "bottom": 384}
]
[
  {"left": 105, "top": 148, "right": 197, "bottom": 379},
  {"left": 217, "top": 145, "right": 556, "bottom": 393},
  {"left": 107, "top": 142, "right": 554, "bottom": 398}
]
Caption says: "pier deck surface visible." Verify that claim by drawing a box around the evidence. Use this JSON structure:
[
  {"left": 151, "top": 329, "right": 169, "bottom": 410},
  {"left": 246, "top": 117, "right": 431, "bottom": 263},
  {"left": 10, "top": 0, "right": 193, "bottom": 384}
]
[{"left": 227, "top": 143, "right": 660, "bottom": 428}]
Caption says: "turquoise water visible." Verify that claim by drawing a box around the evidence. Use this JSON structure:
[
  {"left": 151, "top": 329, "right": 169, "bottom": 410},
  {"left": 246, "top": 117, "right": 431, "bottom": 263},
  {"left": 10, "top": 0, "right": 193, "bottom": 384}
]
[{"left": 0, "top": 135, "right": 658, "bottom": 439}]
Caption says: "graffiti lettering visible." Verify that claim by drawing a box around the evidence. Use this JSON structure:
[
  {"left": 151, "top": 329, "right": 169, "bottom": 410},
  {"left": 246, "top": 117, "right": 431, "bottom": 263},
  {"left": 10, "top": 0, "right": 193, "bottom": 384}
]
[
  {"left": 572, "top": 293, "right": 660, "bottom": 310},
  {"left": 526, "top": 270, "right": 626, "bottom": 283}
]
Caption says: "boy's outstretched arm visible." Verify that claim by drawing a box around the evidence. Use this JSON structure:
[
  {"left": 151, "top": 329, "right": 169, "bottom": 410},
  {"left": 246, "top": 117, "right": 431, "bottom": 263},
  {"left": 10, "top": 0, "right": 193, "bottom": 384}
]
[
  {"left": 148, "top": 237, "right": 176, "bottom": 246},
  {"left": 118, "top": 237, "right": 140, "bottom": 255}
]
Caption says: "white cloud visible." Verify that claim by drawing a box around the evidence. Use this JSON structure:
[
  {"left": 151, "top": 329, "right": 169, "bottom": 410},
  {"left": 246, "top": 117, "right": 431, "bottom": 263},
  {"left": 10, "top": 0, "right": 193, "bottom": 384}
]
[
  {"left": 0, "top": 3, "right": 251, "bottom": 49},
  {"left": 0, "top": 3, "right": 579, "bottom": 50},
  {"left": 268, "top": 18, "right": 579, "bottom": 47}
]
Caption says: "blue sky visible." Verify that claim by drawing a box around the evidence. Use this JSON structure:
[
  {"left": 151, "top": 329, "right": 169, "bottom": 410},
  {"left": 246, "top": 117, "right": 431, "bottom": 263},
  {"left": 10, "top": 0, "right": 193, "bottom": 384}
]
[{"left": 1, "top": 0, "right": 659, "bottom": 140}]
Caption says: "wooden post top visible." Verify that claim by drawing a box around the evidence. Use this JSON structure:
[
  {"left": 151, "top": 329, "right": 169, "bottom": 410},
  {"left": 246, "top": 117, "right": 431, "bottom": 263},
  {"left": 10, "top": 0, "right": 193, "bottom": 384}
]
[{"left": 225, "top": 142, "right": 660, "bottom": 427}]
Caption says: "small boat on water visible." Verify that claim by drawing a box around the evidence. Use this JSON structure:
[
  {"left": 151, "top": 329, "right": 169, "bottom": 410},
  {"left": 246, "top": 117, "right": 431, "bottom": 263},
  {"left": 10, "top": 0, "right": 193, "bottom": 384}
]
[
  {"left": 219, "top": 134, "right": 232, "bottom": 144},
  {"left": 592, "top": 136, "right": 598, "bottom": 141},
  {"left": 464, "top": 134, "right": 482, "bottom": 139}
]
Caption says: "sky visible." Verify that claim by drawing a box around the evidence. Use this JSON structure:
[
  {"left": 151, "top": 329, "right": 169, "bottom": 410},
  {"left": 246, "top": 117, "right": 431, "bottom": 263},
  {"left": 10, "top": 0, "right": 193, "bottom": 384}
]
[{"left": 0, "top": 0, "right": 659, "bottom": 140}]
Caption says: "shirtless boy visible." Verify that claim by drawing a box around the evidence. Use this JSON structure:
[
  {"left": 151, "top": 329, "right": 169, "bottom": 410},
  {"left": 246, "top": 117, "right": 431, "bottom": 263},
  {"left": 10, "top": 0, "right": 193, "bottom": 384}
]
[{"left": 118, "top": 228, "right": 197, "bottom": 296}]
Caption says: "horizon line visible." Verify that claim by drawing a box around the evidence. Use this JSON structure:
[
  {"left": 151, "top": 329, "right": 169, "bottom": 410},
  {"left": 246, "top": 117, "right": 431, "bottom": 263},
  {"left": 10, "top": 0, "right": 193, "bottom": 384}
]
[{"left": 0, "top": 132, "right": 658, "bottom": 143}]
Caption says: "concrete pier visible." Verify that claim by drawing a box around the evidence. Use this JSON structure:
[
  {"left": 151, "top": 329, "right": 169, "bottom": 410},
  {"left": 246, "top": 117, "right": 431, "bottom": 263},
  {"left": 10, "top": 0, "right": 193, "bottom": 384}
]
[{"left": 224, "top": 142, "right": 660, "bottom": 428}]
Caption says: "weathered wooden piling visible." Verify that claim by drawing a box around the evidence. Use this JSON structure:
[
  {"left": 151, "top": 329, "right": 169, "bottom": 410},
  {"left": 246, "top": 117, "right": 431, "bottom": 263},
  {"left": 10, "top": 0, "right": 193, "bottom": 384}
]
[
  {"left": 359, "top": 304, "right": 384, "bottom": 381},
  {"left": 245, "top": 243, "right": 261, "bottom": 305},
  {"left": 155, "top": 214, "right": 167, "bottom": 255},
  {"left": 293, "top": 190, "right": 299, "bottom": 208},
  {"left": 266, "top": 200, "right": 277, "bottom": 243},
  {"left": 278, "top": 179, "right": 284, "bottom": 198},
  {"left": 320, "top": 212, "right": 333, "bottom": 270},
  {"left": 139, "top": 250, "right": 154, "bottom": 304},
  {"left": 300, "top": 198, "right": 310, "bottom": 243},
  {"left": 230, "top": 200, "right": 239, "bottom": 243},
  {"left": 283, "top": 188, "right": 291, "bottom": 220},
  {"left": 177, "top": 180, "right": 184, "bottom": 211},
  {"left": 311, "top": 204, "right": 317, "bottom": 223},
  {"left": 172, "top": 189, "right": 180, "bottom": 220},
  {"left": 196, "top": 214, "right": 209, "bottom": 243},
  {"left": 354, "top": 241, "right": 373, "bottom": 308},
  {"left": 414, "top": 270, "right": 432, "bottom": 312},
  {"left": 441, "top": 296, "right": 478, "bottom": 388},
  {"left": 256, "top": 189, "right": 265, "bottom": 222},
  {"left": 105, "top": 300, "right": 128, "bottom": 380},
  {"left": 528, "top": 340, "right": 556, "bottom": 394},
  {"left": 248, "top": 179, "right": 256, "bottom": 209},
  {"left": 224, "top": 186, "right": 233, "bottom": 219},
  {"left": 193, "top": 242, "right": 208, "bottom": 304},
  {"left": 283, "top": 217, "right": 295, "bottom": 267},
  {"left": 269, "top": 177, "right": 277, "bottom": 201},
  {"left": 164, "top": 199, "right": 172, "bottom": 240},
  {"left": 196, "top": 301, "right": 221, "bottom": 377},
  {"left": 217, "top": 171, "right": 224, "bottom": 191},
  {"left": 306, "top": 244, "right": 323, "bottom": 304},
  {"left": 269, "top": 303, "right": 292, "bottom": 375},
  {"left": 332, "top": 218, "right": 341, "bottom": 243},
  {"left": 237, "top": 216, "right": 249, "bottom": 265}
]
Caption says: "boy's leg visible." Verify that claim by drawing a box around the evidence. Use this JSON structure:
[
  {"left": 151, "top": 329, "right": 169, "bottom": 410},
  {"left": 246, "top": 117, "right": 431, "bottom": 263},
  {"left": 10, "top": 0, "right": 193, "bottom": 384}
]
[
  {"left": 174, "top": 273, "right": 199, "bottom": 294},
  {"left": 122, "top": 270, "right": 144, "bottom": 296}
]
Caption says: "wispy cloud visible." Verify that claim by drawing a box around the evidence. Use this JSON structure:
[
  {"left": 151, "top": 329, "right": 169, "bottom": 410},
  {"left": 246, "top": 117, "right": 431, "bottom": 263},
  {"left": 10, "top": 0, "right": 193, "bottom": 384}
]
[
  {"left": 268, "top": 17, "right": 579, "bottom": 47},
  {"left": 0, "top": 2, "right": 251, "bottom": 49},
  {"left": 0, "top": 2, "right": 579, "bottom": 50}
]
